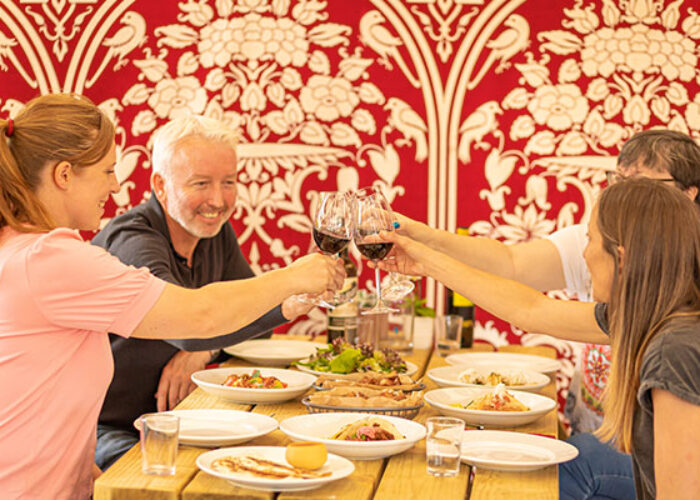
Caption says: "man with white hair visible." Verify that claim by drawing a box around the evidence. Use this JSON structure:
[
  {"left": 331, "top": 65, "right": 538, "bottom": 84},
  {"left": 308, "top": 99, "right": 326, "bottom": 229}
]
[{"left": 92, "top": 116, "right": 315, "bottom": 469}]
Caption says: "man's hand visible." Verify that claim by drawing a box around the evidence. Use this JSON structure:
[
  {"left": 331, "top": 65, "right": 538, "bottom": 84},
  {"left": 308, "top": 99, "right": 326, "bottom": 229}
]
[{"left": 155, "top": 350, "right": 212, "bottom": 411}]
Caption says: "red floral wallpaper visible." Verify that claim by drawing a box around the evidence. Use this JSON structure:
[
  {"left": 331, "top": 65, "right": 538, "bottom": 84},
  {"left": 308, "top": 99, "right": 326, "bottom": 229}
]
[{"left": 2, "top": 0, "right": 700, "bottom": 414}]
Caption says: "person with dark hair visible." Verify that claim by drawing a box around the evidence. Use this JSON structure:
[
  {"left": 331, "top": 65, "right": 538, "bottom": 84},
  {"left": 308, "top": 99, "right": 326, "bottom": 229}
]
[
  {"left": 0, "top": 94, "right": 344, "bottom": 499},
  {"left": 376, "top": 177, "right": 700, "bottom": 499},
  {"left": 391, "top": 129, "right": 700, "bottom": 499},
  {"left": 92, "top": 115, "right": 318, "bottom": 470}
]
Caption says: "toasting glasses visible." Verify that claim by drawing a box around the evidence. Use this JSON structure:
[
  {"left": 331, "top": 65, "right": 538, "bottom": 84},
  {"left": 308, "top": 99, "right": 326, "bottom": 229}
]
[
  {"left": 353, "top": 188, "right": 402, "bottom": 315},
  {"left": 304, "top": 191, "right": 356, "bottom": 307}
]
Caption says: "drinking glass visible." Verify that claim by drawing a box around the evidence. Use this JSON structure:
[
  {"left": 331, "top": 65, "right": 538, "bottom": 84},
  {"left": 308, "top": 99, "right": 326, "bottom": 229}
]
[
  {"left": 382, "top": 272, "right": 415, "bottom": 302},
  {"left": 426, "top": 417, "right": 463, "bottom": 477},
  {"left": 302, "top": 191, "right": 355, "bottom": 308},
  {"left": 353, "top": 189, "right": 398, "bottom": 315},
  {"left": 435, "top": 314, "right": 463, "bottom": 356},
  {"left": 140, "top": 413, "right": 179, "bottom": 476}
]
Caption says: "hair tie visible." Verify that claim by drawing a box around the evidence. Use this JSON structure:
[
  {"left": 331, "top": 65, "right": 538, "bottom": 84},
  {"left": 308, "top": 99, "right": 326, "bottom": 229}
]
[{"left": 5, "top": 118, "right": 13, "bottom": 137}]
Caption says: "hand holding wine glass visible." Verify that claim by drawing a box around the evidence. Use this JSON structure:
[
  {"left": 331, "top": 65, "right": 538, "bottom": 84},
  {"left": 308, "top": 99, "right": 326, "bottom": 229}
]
[
  {"left": 303, "top": 191, "right": 355, "bottom": 308},
  {"left": 353, "top": 189, "right": 399, "bottom": 315}
]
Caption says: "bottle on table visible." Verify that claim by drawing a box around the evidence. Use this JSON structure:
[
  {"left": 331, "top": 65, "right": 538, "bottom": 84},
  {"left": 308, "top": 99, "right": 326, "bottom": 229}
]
[
  {"left": 447, "top": 288, "right": 474, "bottom": 348},
  {"left": 327, "top": 247, "right": 358, "bottom": 343}
]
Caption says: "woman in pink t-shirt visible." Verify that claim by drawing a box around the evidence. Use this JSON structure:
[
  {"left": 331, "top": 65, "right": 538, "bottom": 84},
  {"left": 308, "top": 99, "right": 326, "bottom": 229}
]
[{"left": 0, "top": 94, "right": 345, "bottom": 500}]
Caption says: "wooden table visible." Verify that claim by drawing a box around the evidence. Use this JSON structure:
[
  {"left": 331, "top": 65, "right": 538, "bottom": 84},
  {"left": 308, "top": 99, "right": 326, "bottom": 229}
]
[{"left": 94, "top": 339, "right": 559, "bottom": 500}]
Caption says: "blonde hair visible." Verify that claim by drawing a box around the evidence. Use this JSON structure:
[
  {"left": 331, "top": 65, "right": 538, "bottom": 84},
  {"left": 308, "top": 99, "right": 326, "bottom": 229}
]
[
  {"left": 151, "top": 115, "right": 238, "bottom": 178},
  {"left": 0, "top": 93, "right": 114, "bottom": 232},
  {"left": 595, "top": 177, "right": 700, "bottom": 452}
]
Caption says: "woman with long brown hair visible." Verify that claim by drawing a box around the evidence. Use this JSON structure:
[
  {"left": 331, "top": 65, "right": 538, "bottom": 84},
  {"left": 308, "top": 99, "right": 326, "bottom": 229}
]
[
  {"left": 0, "top": 93, "right": 344, "bottom": 499},
  {"left": 376, "top": 177, "right": 700, "bottom": 498}
]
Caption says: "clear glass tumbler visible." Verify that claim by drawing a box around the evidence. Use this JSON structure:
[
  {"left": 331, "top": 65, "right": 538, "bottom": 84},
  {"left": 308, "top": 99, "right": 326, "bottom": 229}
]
[
  {"left": 139, "top": 413, "right": 179, "bottom": 476},
  {"left": 426, "top": 416, "right": 463, "bottom": 477}
]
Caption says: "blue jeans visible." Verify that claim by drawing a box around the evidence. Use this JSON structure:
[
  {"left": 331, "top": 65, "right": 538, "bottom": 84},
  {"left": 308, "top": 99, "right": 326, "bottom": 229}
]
[
  {"left": 559, "top": 432, "right": 635, "bottom": 499},
  {"left": 95, "top": 424, "right": 139, "bottom": 470}
]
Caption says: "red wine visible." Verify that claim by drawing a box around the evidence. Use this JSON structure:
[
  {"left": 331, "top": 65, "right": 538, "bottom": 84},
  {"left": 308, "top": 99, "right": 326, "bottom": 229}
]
[
  {"left": 313, "top": 228, "right": 349, "bottom": 254},
  {"left": 357, "top": 242, "right": 393, "bottom": 260}
]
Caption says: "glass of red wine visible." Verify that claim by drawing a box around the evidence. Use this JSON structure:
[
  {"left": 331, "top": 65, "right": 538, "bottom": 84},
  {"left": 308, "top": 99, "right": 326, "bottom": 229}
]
[
  {"left": 353, "top": 188, "right": 399, "bottom": 315},
  {"left": 306, "top": 191, "right": 355, "bottom": 307}
]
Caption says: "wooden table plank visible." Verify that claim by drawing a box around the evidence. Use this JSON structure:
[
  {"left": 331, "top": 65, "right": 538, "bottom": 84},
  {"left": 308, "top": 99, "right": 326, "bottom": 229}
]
[
  {"left": 373, "top": 344, "right": 495, "bottom": 500},
  {"left": 468, "top": 345, "right": 559, "bottom": 500}
]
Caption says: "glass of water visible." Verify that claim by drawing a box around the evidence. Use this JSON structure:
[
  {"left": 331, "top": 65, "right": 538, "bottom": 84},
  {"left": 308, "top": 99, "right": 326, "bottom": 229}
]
[
  {"left": 139, "top": 413, "right": 179, "bottom": 476},
  {"left": 435, "top": 314, "right": 463, "bottom": 356},
  {"left": 426, "top": 416, "right": 463, "bottom": 477}
]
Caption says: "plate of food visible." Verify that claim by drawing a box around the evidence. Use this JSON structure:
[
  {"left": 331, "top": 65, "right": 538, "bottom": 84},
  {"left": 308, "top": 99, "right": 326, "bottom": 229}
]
[
  {"left": 133, "top": 409, "right": 278, "bottom": 447},
  {"left": 191, "top": 367, "right": 316, "bottom": 404},
  {"left": 280, "top": 413, "right": 426, "bottom": 460},
  {"left": 224, "top": 339, "right": 328, "bottom": 366},
  {"left": 460, "top": 430, "right": 578, "bottom": 471},
  {"left": 444, "top": 352, "right": 560, "bottom": 374},
  {"left": 302, "top": 386, "right": 424, "bottom": 420},
  {"left": 313, "top": 372, "right": 425, "bottom": 392},
  {"left": 427, "top": 366, "right": 550, "bottom": 392},
  {"left": 424, "top": 384, "right": 556, "bottom": 427},
  {"left": 294, "top": 339, "right": 417, "bottom": 377},
  {"left": 196, "top": 445, "right": 355, "bottom": 492}
]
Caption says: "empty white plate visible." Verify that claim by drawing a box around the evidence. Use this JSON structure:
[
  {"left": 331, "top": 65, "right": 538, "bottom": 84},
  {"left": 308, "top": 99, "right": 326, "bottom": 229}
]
[
  {"left": 445, "top": 352, "right": 560, "bottom": 374},
  {"left": 280, "top": 412, "right": 426, "bottom": 460},
  {"left": 191, "top": 367, "right": 316, "bottom": 404},
  {"left": 197, "top": 446, "right": 355, "bottom": 491},
  {"left": 424, "top": 387, "right": 557, "bottom": 427},
  {"left": 224, "top": 339, "right": 327, "bottom": 366},
  {"left": 427, "top": 365, "right": 550, "bottom": 392},
  {"left": 133, "top": 409, "right": 278, "bottom": 447},
  {"left": 460, "top": 430, "right": 578, "bottom": 471}
]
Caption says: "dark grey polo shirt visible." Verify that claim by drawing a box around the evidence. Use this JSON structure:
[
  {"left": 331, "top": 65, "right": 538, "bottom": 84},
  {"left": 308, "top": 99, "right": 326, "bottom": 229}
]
[{"left": 92, "top": 194, "right": 285, "bottom": 428}]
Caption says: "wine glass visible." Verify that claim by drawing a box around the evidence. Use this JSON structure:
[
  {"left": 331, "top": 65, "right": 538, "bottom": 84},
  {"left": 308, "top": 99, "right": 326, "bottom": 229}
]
[
  {"left": 353, "top": 189, "right": 398, "bottom": 315},
  {"left": 382, "top": 272, "right": 415, "bottom": 302},
  {"left": 305, "top": 191, "right": 355, "bottom": 307}
]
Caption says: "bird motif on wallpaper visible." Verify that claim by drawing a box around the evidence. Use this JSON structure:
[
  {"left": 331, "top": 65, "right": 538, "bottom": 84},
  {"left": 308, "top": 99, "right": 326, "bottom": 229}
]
[
  {"left": 457, "top": 100, "right": 503, "bottom": 164},
  {"left": 360, "top": 11, "right": 420, "bottom": 89},
  {"left": 86, "top": 11, "right": 147, "bottom": 88},
  {"left": 385, "top": 97, "right": 428, "bottom": 162},
  {"left": 467, "top": 14, "right": 530, "bottom": 90}
]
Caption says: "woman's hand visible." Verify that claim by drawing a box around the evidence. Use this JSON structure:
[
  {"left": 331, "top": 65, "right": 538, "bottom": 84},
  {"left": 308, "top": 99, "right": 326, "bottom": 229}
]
[
  {"left": 286, "top": 253, "right": 345, "bottom": 295},
  {"left": 367, "top": 230, "right": 432, "bottom": 277}
]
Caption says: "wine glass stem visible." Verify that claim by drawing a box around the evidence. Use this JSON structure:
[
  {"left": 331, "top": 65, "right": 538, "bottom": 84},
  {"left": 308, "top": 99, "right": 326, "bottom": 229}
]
[{"left": 374, "top": 266, "right": 382, "bottom": 308}]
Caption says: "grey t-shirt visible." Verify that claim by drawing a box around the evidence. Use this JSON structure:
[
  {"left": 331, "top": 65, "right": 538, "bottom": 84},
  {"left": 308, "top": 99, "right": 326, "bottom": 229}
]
[{"left": 594, "top": 303, "right": 700, "bottom": 499}]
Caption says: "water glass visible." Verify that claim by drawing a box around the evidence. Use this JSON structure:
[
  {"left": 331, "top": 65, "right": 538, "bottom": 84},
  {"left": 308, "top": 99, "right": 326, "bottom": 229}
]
[
  {"left": 435, "top": 314, "right": 463, "bottom": 356},
  {"left": 379, "top": 298, "right": 414, "bottom": 352},
  {"left": 140, "top": 413, "right": 179, "bottom": 476},
  {"left": 426, "top": 417, "right": 463, "bottom": 477}
]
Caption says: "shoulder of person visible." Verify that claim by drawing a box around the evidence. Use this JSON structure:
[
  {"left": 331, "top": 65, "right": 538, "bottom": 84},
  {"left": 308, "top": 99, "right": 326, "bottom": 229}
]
[{"left": 642, "top": 319, "right": 700, "bottom": 376}]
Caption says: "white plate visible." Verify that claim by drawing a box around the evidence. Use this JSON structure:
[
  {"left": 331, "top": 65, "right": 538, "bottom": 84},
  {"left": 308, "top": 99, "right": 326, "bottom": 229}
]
[
  {"left": 460, "top": 430, "right": 578, "bottom": 471},
  {"left": 295, "top": 361, "right": 418, "bottom": 378},
  {"left": 427, "top": 365, "right": 550, "bottom": 392},
  {"left": 424, "top": 387, "right": 557, "bottom": 427},
  {"left": 224, "top": 340, "right": 328, "bottom": 366},
  {"left": 133, "top": 410, "right": 277, "bottom": 447},
  {"left": 280, "top": 413, "right": 426, "bottom": 460},
  {"left": 445, "top": 352, "right": 560, "bottom": 374},
  {"left": 196, "top": 446, "right": 355, "bottom": 492},
  {"left": 191, "top": 367, "right": 316, "bottom": 404}
]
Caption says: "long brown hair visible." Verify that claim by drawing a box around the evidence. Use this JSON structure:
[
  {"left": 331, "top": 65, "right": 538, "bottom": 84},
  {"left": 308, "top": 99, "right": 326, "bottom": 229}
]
[
  {"left": 0, "top": 93, "right": 114, "bottom": 232},
  {"left": 595, "top": 177, "right": 700, "bottom": 452}
]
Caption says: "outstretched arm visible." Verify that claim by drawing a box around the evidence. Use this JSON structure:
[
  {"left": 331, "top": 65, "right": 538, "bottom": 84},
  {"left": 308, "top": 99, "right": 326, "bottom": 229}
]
[
  {"left": 373, "top": 231, "right": 607, "bottom": 344},
  {"left": 132, "top": 253, "right": 344, "bottom": 340},
  {"left": 395, "top": 213, "right": 567, "bottom": 292}
]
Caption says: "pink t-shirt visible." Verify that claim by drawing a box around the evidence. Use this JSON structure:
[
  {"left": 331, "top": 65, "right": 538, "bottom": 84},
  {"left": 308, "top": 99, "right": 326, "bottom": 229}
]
[{"left": 0, "top": 228, "right": 166, "bottom": 499}]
